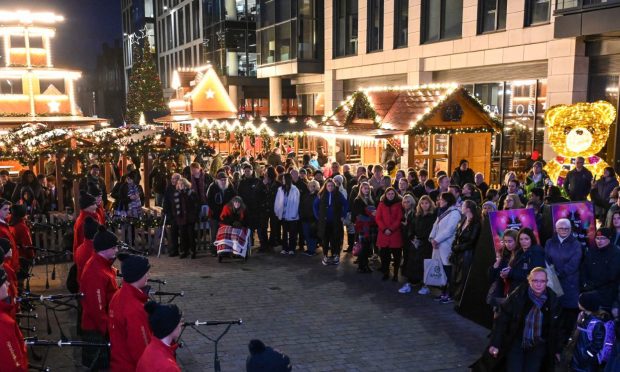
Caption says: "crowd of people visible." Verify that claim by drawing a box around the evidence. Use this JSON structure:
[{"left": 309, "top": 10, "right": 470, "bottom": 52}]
[{"left": 2, "top": 147, "right": 620, "bottom": 371}]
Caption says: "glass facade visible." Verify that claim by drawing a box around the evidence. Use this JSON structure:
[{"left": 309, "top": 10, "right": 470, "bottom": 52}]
[
  {"left": 394, "top": 0, "right": 408, "bottom": 48},
  {"left": 479, "top": 0, "right": 506, "bottom": 33},
  {"left": 333, "top": 0, "right": 358, "bottom": 57},
  {"left": 459, "top": 80, "right": 547, "bottom": 184},
  {"left": 298, "top": 93, "right": 325, "bottom": 115},
  {"left": 367, "top": 0, "right": 383, "bottom": 52},
  {"left": 257, "top": 0, "right": 322, "bottom": 65},
  {"left": 422, "top": 0, "right": 463, "bottom": 43},
  {"left": 203, "top": 0, "right": 258, "bottom": 76}
]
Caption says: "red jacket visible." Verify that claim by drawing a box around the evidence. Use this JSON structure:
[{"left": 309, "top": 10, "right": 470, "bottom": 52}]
[
  {"left": 10, "top": 220, "right": 33, "bottom": 260},
  {"left": 136, "top": 338, "right": 181, "bottom": 372},
  {"left": 75, "top": 239, "right": 95, "bottom": 283},
  {"left": 3, "top": 260, "right": 18, "bottom": 318},
  {"left": 73, "top": 210, "right": 104, "bottom": 258},
  {"left": 109, "top": 283, "right": 151, "bottom": 372},
  {"left": 0, "top": 221, "right": 19, "bottom": 271},
  {"left": 375, "top": 200, "right": 403, "bottom": 248},
  {"left": 97, "top": 204, "right": 106, "bottom": 224},
  {"left": 0, "top": 299, "right": 27, "bottom": 371},
  {"left": 80, "top": 254, "right": 118, "bottom": 334}
]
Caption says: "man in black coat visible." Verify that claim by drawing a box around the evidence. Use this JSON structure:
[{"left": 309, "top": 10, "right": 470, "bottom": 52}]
[
  {"left": 206, "top": 172, "right": 236, "bottom": 250},
  {"left": 162, "top": 173, "right": 181, "bottom": 257},
  {"left": 563, "top": 157, "right": 593, "bottom": 201},
  {"left": 580, "top": 227, "right": 620, "bottom": 311},
  {"left": 238, "top": 164, "right": 262, "bottom": 235},
  {"left": 473, "top": 268, "right": 561, "bottom": 372},
  {"left": 79, "top": 164, "right": 108, "bottom": 208},
  {"left": 451, "top": 159, "right": 475, "bottom": 187},
  {"left": 0, "top": 170, "right": 15, "bottom": 201}
]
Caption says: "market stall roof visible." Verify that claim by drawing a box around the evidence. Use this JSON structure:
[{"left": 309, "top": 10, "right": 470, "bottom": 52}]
[
  {"left": 156, "top": 65, "right": 237, "bottom": 123},
  {"left": 191, "top": 115, "right": 321, "bottom": 137},
  {"left": 0, "top": 116, "right": 107, "bottom": 129},
  {"left": 322, "top": 84, "right": 501, "bottom": 136}
]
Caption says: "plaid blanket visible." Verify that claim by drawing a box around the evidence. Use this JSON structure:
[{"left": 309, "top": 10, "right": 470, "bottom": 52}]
[{"left": 214, "top": 225, "right": 250, "bottom": 257}]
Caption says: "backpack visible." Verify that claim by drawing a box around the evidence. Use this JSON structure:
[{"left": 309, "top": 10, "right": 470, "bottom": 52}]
[{"left": 582, "top": 318, "right": 616, "bottom": 364}]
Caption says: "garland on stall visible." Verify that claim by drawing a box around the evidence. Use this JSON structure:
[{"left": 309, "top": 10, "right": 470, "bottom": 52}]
[{"left": 329, "top": 91, "right": 380, "bottom": 128}]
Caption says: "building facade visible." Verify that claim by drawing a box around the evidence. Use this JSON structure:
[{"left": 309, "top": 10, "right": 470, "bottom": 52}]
[
  {"left": 153, "top": 0, "right": 273, "bottom": 116},
  {"left": 121, "top": 0, "right": 157, "bottom": 91},
  {"left": 258, "top": 0, "right": 620, "bottom": 183}
]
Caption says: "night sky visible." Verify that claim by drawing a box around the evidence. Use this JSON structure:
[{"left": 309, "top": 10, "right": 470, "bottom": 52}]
[{"left": 1, "top": 0, "right": 122, "bottom": 72}]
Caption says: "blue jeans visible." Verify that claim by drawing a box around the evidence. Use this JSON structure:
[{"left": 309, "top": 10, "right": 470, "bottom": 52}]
[{"left": 302, "top": 222, "right": 317, "bottom": 254}]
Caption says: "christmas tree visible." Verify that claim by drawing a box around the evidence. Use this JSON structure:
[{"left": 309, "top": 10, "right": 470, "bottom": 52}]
[{"left": 125, "top": 38, "right": 166, "bottom": 124}]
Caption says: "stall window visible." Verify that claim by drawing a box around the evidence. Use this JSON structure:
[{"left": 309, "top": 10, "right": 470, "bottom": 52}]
[{"left": 411, "top": 134, "right": 450, "bottom": 176}]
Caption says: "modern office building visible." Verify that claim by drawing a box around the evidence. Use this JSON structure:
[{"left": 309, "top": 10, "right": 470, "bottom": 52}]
[
  {"left": 121, "top": 0, "right": 157, "bottom": 91},
  {"left": 257, "top": 0, "right": 620, "bottom": 183},
  {"left": 153, "top": 0, "right": 271, "bottom": 115}
]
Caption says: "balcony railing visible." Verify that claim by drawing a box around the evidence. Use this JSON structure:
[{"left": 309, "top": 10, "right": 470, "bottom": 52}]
[{"left": 556, "top": 0, "right": 620, "bottom": 13}]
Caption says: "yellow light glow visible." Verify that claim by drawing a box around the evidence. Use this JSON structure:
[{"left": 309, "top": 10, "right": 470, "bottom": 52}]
[
  {"left": 1, "top": 26, "right": 56, "bottom": 37},
  {"left": 171, "top": 71, "right": 181, "bottom": 90},
  {"left": 0, "top": 10, "right": 64, "bottom": 25},
  {"left": 47, "top": 101, "right": 60, "bottom": 112}
]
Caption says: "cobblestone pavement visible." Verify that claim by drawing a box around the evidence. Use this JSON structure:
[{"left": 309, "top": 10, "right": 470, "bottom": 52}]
[{"left": 26, "top": 249, "right": 488, "bottom": 371}]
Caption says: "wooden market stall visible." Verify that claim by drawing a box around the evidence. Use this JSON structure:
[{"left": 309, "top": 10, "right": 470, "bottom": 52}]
[{"left": 316, "top": 84, "right": 501, "bottom": 180}]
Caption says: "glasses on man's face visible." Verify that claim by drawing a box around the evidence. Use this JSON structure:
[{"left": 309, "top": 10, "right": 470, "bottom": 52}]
[{"left": 557, "top": 227, "right": 570, "bottom": 231}]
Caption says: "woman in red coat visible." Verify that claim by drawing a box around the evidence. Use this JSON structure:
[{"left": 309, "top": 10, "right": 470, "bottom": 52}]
[
  {"left": 0, "top": 267, "right": 27, "bottom": 371},
  {"left": 375, "top": 187, "right": 404, "bottom": 281}
]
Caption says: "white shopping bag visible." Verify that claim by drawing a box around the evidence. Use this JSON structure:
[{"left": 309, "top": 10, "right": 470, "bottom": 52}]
[{"left": 424, "top": 258, "right": 447, "bottom": 287}]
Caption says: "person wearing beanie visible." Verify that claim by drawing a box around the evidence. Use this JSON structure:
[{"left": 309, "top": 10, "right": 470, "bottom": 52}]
[
  {"left": 9, "top": 204, "right": 32, "bottom": 292},
  {"left": 109, "top": 253, "right": 152, "bottom": 372},
  {"left": 0, "top": 199, "right": 19, "bottom": 272},
  {"left": 581, "top": 227, "right": 620, "bottom": 311},
  {"left": 571, "top": 292, "right": 613, "bottom": 371},
  {"left": 80, "top": 226, "right": 119, "bottom": 370},
  {"left": 246, "top": 339, "right": 292, "bottom": 372},
  {"left": 73, "top": 191, "right": 103, "bottom": 258},
  {"left": 136, "top": 301, "right": 183, "bottom": 372},
  {"left": 79, "top": 163, "right": 108, "bottom": 210},
  {"left": 88, "top": 182, "right": 107, "bottom": 224},
  {"left": 74, "top": 217, "right": 99, "bottom": 282},
  {"left": 0, "top": 267, "right": 28, "bottom": 371},
  {"left": 0, "top": 238, "right": 17, "bottom": 315}
]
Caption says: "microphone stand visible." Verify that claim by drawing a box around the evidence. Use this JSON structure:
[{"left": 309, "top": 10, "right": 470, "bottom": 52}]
[{"left": 180, "top": 319, "right": 242, "bottom": 372}]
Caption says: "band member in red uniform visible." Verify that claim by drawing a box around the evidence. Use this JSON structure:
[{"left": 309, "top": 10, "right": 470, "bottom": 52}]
[
  {"left": 74, "top": 217, "right": 99, "bottom": 284},
  {"left": 136, "top": 301, "right": 183, "bottom": 372},
  {"left": 80, "top": 226, "right": 119, "bottom": 370},
  {"left": 73, "top": 191, "right": 101, "bottom": 258},
  {"left": 9, "top": 205, "right": 32, "bottom": 291},
  {"left": 0, "top": 238, "right": 17, "bottom": 314},
  {"left": 109, "top": 253, "right": 151, "bottom": 371},
  {"left": 0, "top": 199, "right": 19, "bottom": 272},
  {"left": 0, "top": 267, "right": 27, "bottom": 371},
  {"left": 88, "top": 182, "right": 107, "bottom": 224}
]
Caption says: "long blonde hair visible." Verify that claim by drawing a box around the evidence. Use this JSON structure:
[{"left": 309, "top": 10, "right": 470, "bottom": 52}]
[{"left": 415, "top": 195, "right": 436, "bottom": 217}]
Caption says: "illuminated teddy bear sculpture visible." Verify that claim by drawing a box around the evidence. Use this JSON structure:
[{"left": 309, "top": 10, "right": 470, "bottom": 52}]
[{"left": 544, "top": 101, "right": 617, "bottom": 187}]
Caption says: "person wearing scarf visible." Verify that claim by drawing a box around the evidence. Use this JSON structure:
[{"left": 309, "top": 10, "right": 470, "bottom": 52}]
[{"left": 473, "top": 267, "right": 562, "bottom": 372}]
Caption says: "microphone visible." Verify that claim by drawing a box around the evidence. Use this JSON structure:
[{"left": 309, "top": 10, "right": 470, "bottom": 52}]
[
  {"left": 183, "top": 319, "right": 243, "bottom": 326},
  {"left": 149, "top": 290, "right": 184, "bottom": 297},
  {"left": 147, "top": 278, "right": 166, "bottom": 285},
  {"left": 116, "top": 242, "right": 148, "bottom": 256},
  {"left": 20, "top": 325, "right": 37, "bottom": 332}
]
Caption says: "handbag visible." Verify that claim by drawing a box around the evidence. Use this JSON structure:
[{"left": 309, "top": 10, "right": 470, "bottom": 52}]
[
  {"left": 423, "top": 258, "right": 447, "bottom": 287},
  {"left": 352, "top": 239, "right": 362, "bottom": 257},
  {"left": 545, "top": 261, "right": 564, "bottom": 297}
]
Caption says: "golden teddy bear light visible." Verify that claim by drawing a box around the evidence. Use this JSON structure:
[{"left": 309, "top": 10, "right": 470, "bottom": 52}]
[{"left": 543, "top": 101, "right": 617, "bottom": 186}]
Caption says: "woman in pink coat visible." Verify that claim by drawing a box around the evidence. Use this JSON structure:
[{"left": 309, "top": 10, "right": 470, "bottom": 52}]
[{"left": 375, "top": 187, "right": 404, "bottom": 281}]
